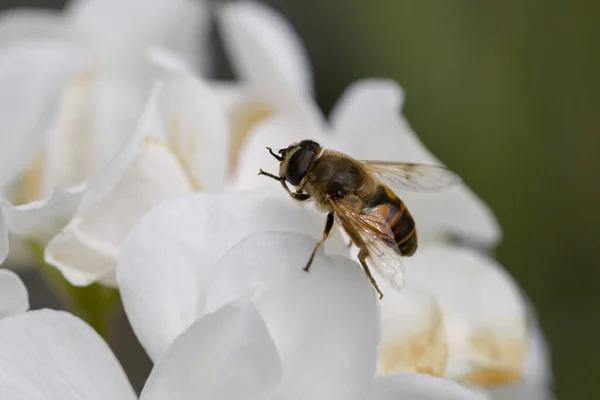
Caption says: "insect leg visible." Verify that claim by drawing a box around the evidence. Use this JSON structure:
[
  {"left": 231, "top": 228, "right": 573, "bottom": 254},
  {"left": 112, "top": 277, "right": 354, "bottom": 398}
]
[
  {"left": 258, "top": 169, "right": 310, "bottom": 201},
  {"left": 280, "top": 180, "right": 310, "bottom": 201},
  {"left": 258, "top": 169, "right": 280, "bottom": 180},
  {"left": 357, "top": 248, "right": 384, "bottom": 300},
  {"left": 304, "top": 212, "right": 334, "bottom": 272},
  {"left": 286, "top": 185, "right": 310, "bottom": 201},
  {"left": 266, "top": 147, "right": 283, "bottom": 161}
]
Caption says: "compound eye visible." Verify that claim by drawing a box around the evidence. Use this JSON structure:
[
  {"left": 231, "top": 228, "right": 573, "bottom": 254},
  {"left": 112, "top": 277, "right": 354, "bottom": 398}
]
[
  {"left": 300, "top": 140, "right": 321, "bottom": 153},
  {"left": 285, "top": 149, "right": 314, "bottom": 186}
]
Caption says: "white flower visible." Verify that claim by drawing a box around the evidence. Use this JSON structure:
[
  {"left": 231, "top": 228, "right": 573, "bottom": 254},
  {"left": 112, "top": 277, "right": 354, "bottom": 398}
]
[
  {"left": 0, "top": 0, "right": 311, "bottom": 282},
  {"left": 0, "top": 269, "right": 485, "bottom": 399},
  {"left": 0, "top": 304, "right": 275, "bottom": 400},
  {"left": 35, "top": 0, "right": 320, "bottom": 285},
  {"left": 41, "top": 68, "right": 500, "bottom": 288},
  {"left": 117, "top": 190, "right": 348, "bottom": 359},
  {"left": 42, "top": 76, "right": 229, "bottom": 286},
  {"left": 218, "top": 1, "right": 313, "bottom": 104},
  {"left": 486, "top": 306, "right": 554, "bottom": 400},
  {"left": 0, "top": 213, "right": 7, "bottom": 265},
  {"left": 116, "top": 190, "right": 548, "bottom": 398},
  {"left": 0, "top": 268, "right": 29, "bottom": 318},
  {"left": 371, "top": 374, "right": 489, "bottom": 400},
  {"left": 398, "top": 245, "right": 553, "bottom": 399},
  {"left": 5, "top": 1, "right": 495, "bottom": 289},
  {"left": 36, "top": 0, "right": 317, "bottom": 285},
  {"left": 0, "top": 0, "right": 209, "bottom": 265}
]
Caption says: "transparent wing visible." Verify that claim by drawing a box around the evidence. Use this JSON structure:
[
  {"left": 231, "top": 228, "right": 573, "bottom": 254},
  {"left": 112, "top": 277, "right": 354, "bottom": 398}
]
[
  {"left": 357, "top": 227, "right": 405, "bottom": 291},
  {"left": 362, "top": 161, "right": 460, "bottom": 192},
  {"left": 330, "top": 198, "right": 405, "bottom": 291}
]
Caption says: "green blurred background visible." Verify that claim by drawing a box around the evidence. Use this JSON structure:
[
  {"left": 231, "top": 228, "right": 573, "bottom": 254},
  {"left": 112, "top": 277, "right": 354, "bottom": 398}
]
[{"left": 2, "top": 0, "right": 599, "bottom": 398}]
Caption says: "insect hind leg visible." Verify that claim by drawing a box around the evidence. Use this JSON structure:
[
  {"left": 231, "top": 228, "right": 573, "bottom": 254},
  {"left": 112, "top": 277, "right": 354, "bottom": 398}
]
[{"left": 357, "top": 248, "right": 384, "bottom": 300}]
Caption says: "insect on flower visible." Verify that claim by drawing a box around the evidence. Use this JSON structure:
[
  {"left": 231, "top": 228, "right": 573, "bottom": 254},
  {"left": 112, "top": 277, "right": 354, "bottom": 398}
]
[{"left": 259, "top": 140, "right": 460, "bottom": 299}]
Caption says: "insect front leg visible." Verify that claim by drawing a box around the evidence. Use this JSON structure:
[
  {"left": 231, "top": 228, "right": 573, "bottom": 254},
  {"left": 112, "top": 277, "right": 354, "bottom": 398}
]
[
  {"left": 357, "top": 248, "right": 384, "bottom": 300},
  {"left": 287, "top": 188, "right": 310, "bottom": 201},
  {"left": 281, "top": 180, "right": 310, "bottom": 201},
  {"left": 258, "top": 169, "right": 310, "bottom": 201},
  {"left": 304, "top": 212, "right": 334, "bottom": 272},
  {"left": 257, "top": 169, "right": 280, "bottom": 181}
]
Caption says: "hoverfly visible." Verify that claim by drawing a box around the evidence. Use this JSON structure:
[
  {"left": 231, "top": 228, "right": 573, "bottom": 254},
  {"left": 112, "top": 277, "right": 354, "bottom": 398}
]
[{"left": 258, "top": 139, "right": 460, "bottom": 299}]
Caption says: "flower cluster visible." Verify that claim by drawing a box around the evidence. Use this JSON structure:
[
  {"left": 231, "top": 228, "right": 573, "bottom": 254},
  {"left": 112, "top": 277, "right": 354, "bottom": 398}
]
[{"left": 0, "top": 1, "right": 551, "bottom": 399}]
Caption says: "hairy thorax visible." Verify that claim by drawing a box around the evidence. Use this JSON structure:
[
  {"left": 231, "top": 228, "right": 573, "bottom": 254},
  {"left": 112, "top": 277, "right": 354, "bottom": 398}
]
[{"left": 303, "top": 152, "right": 375, "bottom": 211}]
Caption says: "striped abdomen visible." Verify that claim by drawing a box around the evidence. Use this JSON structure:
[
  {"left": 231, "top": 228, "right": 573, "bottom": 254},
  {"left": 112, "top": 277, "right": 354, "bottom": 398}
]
[{"left": 367, "top": 184, "right": 418, "bottom": 256}]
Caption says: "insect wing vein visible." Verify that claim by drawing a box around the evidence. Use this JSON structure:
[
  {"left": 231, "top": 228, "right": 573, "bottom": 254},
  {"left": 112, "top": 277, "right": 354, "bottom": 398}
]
[
  {"left": 331, "top": 199, "right": 405, "bottom": 291},
  {"left": 362, "top": 161, "right": 460, "bottom": 192}
]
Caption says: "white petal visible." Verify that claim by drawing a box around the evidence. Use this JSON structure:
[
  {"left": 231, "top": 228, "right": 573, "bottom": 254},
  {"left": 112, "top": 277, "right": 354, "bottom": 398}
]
[
  {"left": 0, "top": 9, "right": 69, "bottom": 43},
  {"left": 0, "top": 309, "right": 136, "bottom": 400},
  {"left": 231, "top": 114, "right": 336, "bottom": 190},
  {"left": 73, "top": 71, "right": 228, "bottom": 211},
  {"left": 369, "top": 373, "right": 490, "bottom": 400},
  {"left": 1, "top": 184, "right": 85, "bottom": 243},
  {"left": 218, "top": 1, "right": 312, "bottom": 100},
  {"left": 5, "top": 70, "right": 150, "bottom": 254},
  {"left": 0, "top": 269, "right": 29, "bottom": 318},
  {"left": 141, "top": 300, "right": 282, "bottom": 400},
  {"left": 378, "top": 286, "right": 449, "bottom": 377},
  {"left": 45, "top": 139, "right": 193, "bottom": 286},
  {"left": 0, "top": 39, "right": 86, "bottom": 189},
  {"left": 488, "top": 384, "right": 555, "bottom": 400},
  {"left": 147, "top": 45, "right": 194, "bottom": 75},
  {"left": 402, "top": 187, "right": 500, "bottom": 248},
  {"left": 210, "top": 80, "right": 252, "bottom": 116},
  {"left": 0, "top": 211, "right": 7, "bottom": 264},
  {"left": 210, "top": 82, "right": 276, "bottom": 173},
  {"left": 41, "top": 84, "right": 164, "bottom": 285},
  {"left": 77, "top": 83, "right": 165, "bottom": 212},
  {"left": 206, "top": 232, "right": 380, "bottom": 400},
  {"left": 158, "top": 72, "right": 230, "bottom": 192},
  {"left": 329, "top": 79, "right": 501, "bottom": 245},
  {"left": 330, "top": 78, "right": 405, "bottom": 135},
  {"left": 211, "top": 81, "right": 325, "bottom": 181},
  {"left": 66, "top": 0, "right": 209, "bottom": 70},
  {"left": 40, "top": 70, "right": 151, "bottom": 195},
  {"left": 117, "top": 190, "right": 346, "bottom": 361},
  {"left": 406, "top": 244, "right": 527, "bottom": 384},
  {"left": 486, "top": 303, "right": 555, "bottom": 400},
  {"left": 44, "top": 73, "right": 230, "bottom": 285}
]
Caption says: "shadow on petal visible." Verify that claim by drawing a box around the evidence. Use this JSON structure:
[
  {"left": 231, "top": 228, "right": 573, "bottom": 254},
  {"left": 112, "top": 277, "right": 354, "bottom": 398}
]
[
  {"left": 369, "top": 373, "right": 490, "bottom": 400},
  {"left": 141, "top": 300, "right": 282, "bottom": 400},
  {"left": 0, "top": 309, "right": 136, "bottom": 399},
  {"left": 117, "top": 190, "right": 346, "bottom": 361},
  {"left": 406, "top": 244, "right": 527, "bottom": 385},
  {"left": 206, "top": 231, "right": 380, "bottom": 400},
  {"left": 0, "top": 268, "right": 29, "bottom": 318},
  {"left": 378, "top": 286, "right": 449, "bottom": 377}
]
